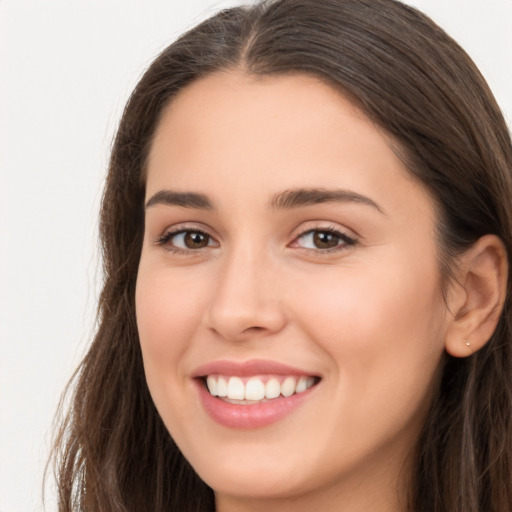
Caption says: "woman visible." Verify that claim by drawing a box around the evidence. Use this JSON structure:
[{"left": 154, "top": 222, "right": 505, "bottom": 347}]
[{"left": 52, "top": 0, "right": 512, "bottom": 510}]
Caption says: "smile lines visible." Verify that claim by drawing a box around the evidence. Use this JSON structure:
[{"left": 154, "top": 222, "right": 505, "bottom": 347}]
[{"left": 205, "top": 375, "right": 317, "bottom": 403}]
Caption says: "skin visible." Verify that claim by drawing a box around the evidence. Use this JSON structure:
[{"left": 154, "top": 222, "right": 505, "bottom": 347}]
[{"left": 135, "top": 71, "right": 468, "bottom": 512}]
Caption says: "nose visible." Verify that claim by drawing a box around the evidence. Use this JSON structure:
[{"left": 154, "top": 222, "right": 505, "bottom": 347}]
[{"left": 205, "top": 245, "right": 287, "bottom": 342}]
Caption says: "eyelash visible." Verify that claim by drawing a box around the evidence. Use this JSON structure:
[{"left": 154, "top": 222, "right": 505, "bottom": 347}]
[
  {"left": 156, "top": 228, "right": 216, "bottom": 254},
  {"left": 155, "top": 226, "right": 357, "bottom": 255},
  {"left": 292, "top": 227, "right": 357, "bottom": 253}
]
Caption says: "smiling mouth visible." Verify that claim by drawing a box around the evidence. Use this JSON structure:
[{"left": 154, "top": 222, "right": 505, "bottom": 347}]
[{"left": 203, "top": 374, "right": 320, "bottom": 405}]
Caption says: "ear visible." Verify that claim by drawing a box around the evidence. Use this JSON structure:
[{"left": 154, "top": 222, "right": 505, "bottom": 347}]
[{"left": 445, "top": 234, "right": 508, "bottom": 358}]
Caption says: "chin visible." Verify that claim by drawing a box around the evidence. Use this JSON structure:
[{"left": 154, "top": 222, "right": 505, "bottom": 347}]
[{"left": 199, "top": 463, "right": 310, "bottom": 500}]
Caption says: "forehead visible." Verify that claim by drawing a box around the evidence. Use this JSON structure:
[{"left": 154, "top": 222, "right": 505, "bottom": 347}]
[
  {"left": 150, "top": 71, "right": 372, "bottom": 147},
  {"left": 146, "top": 70, "right": 433, "bottom": 221}
]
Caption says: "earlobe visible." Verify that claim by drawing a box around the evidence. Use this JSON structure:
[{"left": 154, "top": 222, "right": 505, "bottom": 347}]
[{"left": 444, "top": 234, "right": 508, "bottom": 358}]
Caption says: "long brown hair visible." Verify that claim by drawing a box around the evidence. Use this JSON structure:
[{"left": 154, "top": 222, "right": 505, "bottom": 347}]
[{"left": 51, "top": 1, "right": 512, "bottom": 510}]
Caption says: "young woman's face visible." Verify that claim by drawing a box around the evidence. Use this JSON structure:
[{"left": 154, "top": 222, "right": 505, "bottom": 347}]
[{"left": 136, "top": 72, "right": 451, "bottom": 510}]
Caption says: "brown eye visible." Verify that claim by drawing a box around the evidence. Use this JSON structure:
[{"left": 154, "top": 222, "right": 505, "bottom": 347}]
[
  {"left": 157, "top": 229, "right": 216, "bottom": 251},
  {"left": 183, "top": 231, "right": 210, "bottom": 249},
  {"left": 313, "top": 231, "right": 341, "bottom": 249},
  {"left": 294, "top": 229, "right": 356, "bottom": 252}
]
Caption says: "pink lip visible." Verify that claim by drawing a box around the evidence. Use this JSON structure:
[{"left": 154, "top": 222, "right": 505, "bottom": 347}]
[
  {"left": 192, "top": 359, "right": 320, "bottom": 429},
  {"left": 192, "top": 359, "right": 314, "bottom": 378}
]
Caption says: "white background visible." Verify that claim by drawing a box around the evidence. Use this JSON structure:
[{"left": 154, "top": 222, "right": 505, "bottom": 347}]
[{"left": 1, "top": 1, "right": 511, "bottom": 511}]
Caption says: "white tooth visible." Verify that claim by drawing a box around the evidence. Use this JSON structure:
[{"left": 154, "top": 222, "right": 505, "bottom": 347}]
[
  {"left": 217, "top": 376, "right": 228, "bottom": 397},
  {"left": 306, "top": 376, "right": 315, "bottom": 389},
  {"left": 227, "top": 377, "right": 245, "bottom": 400},
  {"left": 295, "top": 376, "right": 308, "bottom": 393},
  {"left": 206, "top": 375, "right": 218, "bottom": 396},
  {"left": 265, "top": 378, "right": 281, "bottom": 399},
  {"left": 245, "top": 378, "right": 265, "bottom": 400},
  {"left": 281, "top": 376, "right": 297, "bottom": 397}
]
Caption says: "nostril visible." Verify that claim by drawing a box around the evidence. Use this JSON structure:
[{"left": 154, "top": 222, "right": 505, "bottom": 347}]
[
  {"left": 243, "top": 326, "right": 265, "bottom": 333},
  {"left": 206, "top": 296, "right": 287, "bottom": 341}
]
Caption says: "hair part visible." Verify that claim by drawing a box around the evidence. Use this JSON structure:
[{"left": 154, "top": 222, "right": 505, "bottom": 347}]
[{"left": 51, "top": 1, "right": 512, "bottom": 511}]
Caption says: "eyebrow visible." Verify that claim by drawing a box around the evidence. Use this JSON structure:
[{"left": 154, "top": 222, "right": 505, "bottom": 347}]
[
  {"left": 145, "top": 187, "right": 384, "bottom": 214},
  {"left": 145, "top": 190, "right": 213, "bottom": 210},
  {"left": 270, "top": 188, "right": 384, "bottom": 213}
]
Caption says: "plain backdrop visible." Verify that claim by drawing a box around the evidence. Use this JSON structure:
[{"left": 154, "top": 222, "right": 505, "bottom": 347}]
[{"left": 1, "top": 1, "right": 511, "bottom": 511}]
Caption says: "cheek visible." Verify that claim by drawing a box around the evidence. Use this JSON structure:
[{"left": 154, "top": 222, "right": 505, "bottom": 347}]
[
  {"left": 135, "top": 267, "right": 209, "bottom": 379},
  {"left": 285, "top": 262, "right": 447, "bottom": 472},
  {"left": 307, "top": 247, "right": 444, "bottom": 340},
  {"left": 135, "top": 265, "right": 217, "bottom": 440},
  {"left": 292, "top": 257, "right": 447, "bottom": 409}
]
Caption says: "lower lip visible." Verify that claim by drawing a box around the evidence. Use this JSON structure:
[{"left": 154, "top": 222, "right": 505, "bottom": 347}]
[{"left": 195, "top": 379, "right": 317, "bottom": 429}]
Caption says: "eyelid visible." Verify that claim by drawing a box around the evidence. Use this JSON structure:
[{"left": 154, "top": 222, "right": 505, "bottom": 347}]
[
  {"left": 154, "top": 223, "right": 220, "bottom": 253},
  {"left": 152, "top": 221, "right": 357, "bottom": 255},
  {"left": 289, "top": 222, "right": 358, "bottom": 252},
  {"left": 154, "top": 221, "right": 219, "bottom": 241}
]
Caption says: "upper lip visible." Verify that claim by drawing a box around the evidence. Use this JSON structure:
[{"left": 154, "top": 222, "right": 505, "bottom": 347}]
[{"left": 192, "top": 359, "right": 319, "bottom": 378}]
